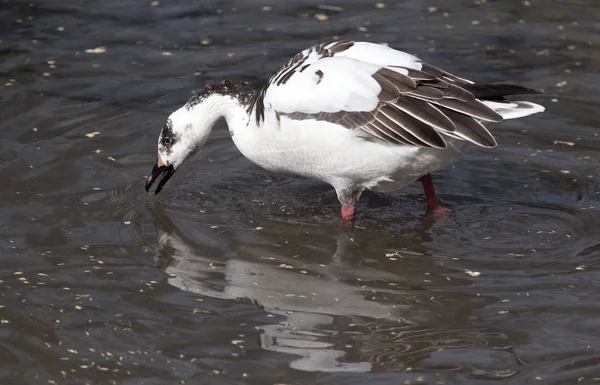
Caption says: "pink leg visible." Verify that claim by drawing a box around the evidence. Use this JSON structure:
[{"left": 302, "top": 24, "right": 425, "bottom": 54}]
[
  {"left": 341, "top": 205, "right": 356, "bottom": 226},
  {"left": 419, "top": 174, "right": 450, "bottom": 213}
]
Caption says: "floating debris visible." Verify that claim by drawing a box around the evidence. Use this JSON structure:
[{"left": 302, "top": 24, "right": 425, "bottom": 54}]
[
  {"left": 318, "top": 5, "right": 343, "bottom": 11},
  {"left": 464, "top": 269, "right": 481, "bottom": 277},
  {"left": 85, "top": 47, "right": 106, "bottom": 54},
  {"left": 553, "top": 140, "right": 575, "bottom": 146}
]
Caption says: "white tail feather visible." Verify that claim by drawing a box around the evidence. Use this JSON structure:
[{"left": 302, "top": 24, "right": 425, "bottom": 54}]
[{"left": 483, "top": 100, "right": 545, "bottom": 120}]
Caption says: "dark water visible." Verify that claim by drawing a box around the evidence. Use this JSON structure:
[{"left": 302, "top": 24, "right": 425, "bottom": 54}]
[{"left": 1, "top": 0, "right": 600, "bottom": 383}]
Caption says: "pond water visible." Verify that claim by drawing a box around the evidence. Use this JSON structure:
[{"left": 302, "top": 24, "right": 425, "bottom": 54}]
[{"left": 1, "top": 0, "right": 600, "bottom": 384}]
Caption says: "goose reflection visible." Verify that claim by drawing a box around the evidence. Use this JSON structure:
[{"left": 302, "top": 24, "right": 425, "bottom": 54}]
[{"left": 149, "top": 207, "right": 516, "bottom": 374}]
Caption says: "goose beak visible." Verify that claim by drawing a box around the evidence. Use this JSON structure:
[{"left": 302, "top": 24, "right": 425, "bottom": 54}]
[{"left": 145, "top": 156, "right": 175, "bottom": 195}]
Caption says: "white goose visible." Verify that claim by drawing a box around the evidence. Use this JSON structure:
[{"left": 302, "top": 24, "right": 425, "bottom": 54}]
[{"left": 145, "top": 41, "right": 545, "bottom": 224}]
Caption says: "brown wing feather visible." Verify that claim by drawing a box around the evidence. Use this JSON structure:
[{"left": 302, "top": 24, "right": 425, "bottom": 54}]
[
  {"left": 379, "top": 105, "right": 447, "bottom": 148},
  {"left": 370, "top": 119, "right": 419, "bottom": 145},
  {"left": 352, "top": 66, "right": 507, "bottom": 146},
  {"left": 443, "top": 109, "right": 497, "bottom": 147}
]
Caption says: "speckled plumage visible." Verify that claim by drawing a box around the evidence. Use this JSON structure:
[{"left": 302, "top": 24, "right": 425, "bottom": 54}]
[{"left": 185, "top": 80, "right": 259, "bottom": 110}]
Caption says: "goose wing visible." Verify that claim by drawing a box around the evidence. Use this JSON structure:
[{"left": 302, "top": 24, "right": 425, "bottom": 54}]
[{"left": 255, "top": 41, "right": 541, "bottom": 148}]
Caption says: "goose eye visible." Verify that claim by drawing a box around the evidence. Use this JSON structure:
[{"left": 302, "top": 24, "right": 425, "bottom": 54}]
[{"left": 164, "top": 137, "right": 171, "bottom": 145}]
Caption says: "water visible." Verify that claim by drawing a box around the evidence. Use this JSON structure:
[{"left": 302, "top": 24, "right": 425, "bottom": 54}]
[{"left": 1, "top": 0, "right": 600, "bottom": 383}]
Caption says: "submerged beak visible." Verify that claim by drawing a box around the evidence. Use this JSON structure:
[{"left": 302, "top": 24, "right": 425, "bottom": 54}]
[{"left": 145, "top": 156, "right": 175, "bottom": 195}]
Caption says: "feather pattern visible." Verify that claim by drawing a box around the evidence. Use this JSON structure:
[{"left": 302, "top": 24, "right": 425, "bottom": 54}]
[{"left": 257, "top": 40, "right": 542, "bottom": 150}]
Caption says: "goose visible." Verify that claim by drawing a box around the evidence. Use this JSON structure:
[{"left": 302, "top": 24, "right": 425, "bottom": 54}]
[{"left": 145, "top": 40, "right": 544, "bottom": 225}]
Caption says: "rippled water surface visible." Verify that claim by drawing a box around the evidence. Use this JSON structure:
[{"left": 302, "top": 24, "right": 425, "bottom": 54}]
[{"left": 1, "top": 0, "right": 600, "bottom": 383}]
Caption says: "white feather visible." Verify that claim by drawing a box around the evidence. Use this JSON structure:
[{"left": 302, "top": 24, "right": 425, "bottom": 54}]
[
  {"left": 328, "top": 41, "right": 422, "bottom": 70},
  {"left": 266, "top": 57, "right": 382, "bottom": 114},
  {"left": 484, "top": 100, "right": 546, "bottom": 120},
  {"left": 265, "top": 42, "right": 426, "bottom": 115}
]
